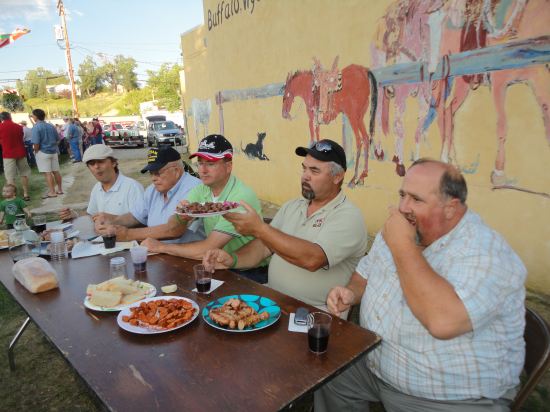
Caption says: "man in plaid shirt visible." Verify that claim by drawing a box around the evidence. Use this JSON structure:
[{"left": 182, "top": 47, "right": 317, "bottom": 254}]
[{"left": 316, "top": 159, "right": 526, "bottom": 412}]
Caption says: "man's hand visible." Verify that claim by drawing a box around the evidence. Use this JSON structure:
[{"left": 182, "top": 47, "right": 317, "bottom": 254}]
[
  {"left": 327, "top": 286, "right": 356, "bottom": 317},
  {"left": 59, "top": 208, "right": 75, "bottom": 221},
  {"left": 203, "top": 248, "right": 233, "bottom": 273},
  {"left": 92, "top": 212, "right": 112, "bottom": 225},
  {"left": 141, "top": 238, "right": 164, "bottom": 253},
  {"left": 382, "top": 206, "right": 417, "bottom": 251},
  {"left": 224, "top": 201, "right": 264, "bottom": 237}
]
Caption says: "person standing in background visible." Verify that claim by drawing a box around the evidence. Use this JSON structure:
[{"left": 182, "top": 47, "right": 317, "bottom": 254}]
[
  {"left": 90, "top": 118, "right": 104, "bottom": 145},
  {"left": 0, "top": 112, "right": 31, "bottom": 201},
  {"left": 19, "top": 120, "right": 36, "bottom": 167},
  {"left": 65, "top": 118, "right": 82, "bottom": 163}
]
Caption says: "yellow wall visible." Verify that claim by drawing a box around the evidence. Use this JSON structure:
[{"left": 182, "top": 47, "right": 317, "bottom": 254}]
[{"left": 181, "top": 0, "right": 550, "bottom": 293}]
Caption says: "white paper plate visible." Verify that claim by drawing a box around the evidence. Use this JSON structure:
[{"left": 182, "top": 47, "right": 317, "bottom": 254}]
[{"left": 84, "top": 282, "right": 157, "bottom": 312}]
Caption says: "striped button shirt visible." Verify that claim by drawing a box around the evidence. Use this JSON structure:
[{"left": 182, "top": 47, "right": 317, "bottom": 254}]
[{"left": 357, "top": 210, "right": 526, "bottom": 400}]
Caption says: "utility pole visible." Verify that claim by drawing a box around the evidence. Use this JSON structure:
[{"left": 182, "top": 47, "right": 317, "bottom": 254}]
[{"left": 56, "top": 0, "right": 79, "bottom": 116}]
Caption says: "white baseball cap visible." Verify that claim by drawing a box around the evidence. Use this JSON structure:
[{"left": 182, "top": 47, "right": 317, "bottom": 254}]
[{"left": 82, "top": 144, "right": 115, "bottom": 163}]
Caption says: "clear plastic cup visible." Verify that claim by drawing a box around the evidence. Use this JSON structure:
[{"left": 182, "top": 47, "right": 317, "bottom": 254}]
[
  {"left": 193, "top": 264, "right": 211, "bottom": 293},
  {"left": 109, "top": 257, "right": 127, "bottom": 279},
  {"left": 130, "top": 245, "right": 148, "bottom": 274}
]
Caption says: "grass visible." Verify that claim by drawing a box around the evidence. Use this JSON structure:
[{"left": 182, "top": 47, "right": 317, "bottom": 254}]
[{"left": 24, "top": 93, "right": 125, "bottom": 118}]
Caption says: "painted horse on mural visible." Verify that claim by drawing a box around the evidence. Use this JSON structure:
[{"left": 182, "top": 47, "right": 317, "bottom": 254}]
[
  {"left": 427, "top": 0, "right": 550, "bottom": 186},
  {"left": 371, "top": 0, "right": 443, "bottom": 176},
  {"left": 282, "top": 59, "right": 378, "bottom": 187}
]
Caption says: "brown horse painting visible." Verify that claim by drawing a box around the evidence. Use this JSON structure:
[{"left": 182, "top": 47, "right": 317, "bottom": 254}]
[{"left": 282, "top": 64, "right": 378, "bottom": 187}]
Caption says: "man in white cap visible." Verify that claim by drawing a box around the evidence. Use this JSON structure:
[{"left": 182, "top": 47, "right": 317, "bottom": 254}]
[{"left": 59, "top": 144, "right": 144, "bottom": 220}]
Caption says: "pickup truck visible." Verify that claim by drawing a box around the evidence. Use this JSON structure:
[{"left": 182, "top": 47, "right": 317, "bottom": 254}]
[
  {"left": 146, "top": 115, "right": 186, "bottom": 150},
  {"left": 103, "top": 122, "right": 144, "bottom": 148}
]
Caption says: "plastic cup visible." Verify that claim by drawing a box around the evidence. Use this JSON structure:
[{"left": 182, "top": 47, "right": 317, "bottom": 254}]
[
  {"left": 109, "top": 257, "right": 127, "bottom": 279},
  {"left": 193, "top": 264, "right": 211, "bottom": 293},
  {"left": 103, "top": 228, "right": 116, "bottom": 249},
  {"left": 130, "top": 245, "right": 148, "bottom": 274},
  {"left": 307, "top": 312, "right": 332, "bottom": 354},
  {"left": 32, "top": 215, "right": 47, "bottom": 233}
]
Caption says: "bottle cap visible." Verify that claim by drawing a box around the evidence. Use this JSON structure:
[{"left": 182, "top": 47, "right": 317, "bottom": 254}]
[{"left": 110, "top": 257, "right": 126, "bottom": 265}]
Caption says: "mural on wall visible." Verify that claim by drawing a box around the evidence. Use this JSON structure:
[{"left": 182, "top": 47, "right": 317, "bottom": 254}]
[
  {"left": 241, "top": 132, "right": 269, "bottom": 160},
  {"left": 372, "top": 0, "right": 550, "bottom": 194},
  {"left": 190, "top": 98, "right": 212, "bottom": 143},
  {"left": 281, "top": 59, "right": 378, "bottom": 187}
]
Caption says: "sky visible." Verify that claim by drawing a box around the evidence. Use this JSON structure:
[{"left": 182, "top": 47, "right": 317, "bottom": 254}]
[{"left": 0, "top": 0, "right": 205, "bottom": 88}]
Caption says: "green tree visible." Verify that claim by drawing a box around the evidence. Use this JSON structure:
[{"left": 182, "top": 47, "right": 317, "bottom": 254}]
[
  {"left": 100, "top": 55, "right": 138, "bottom": 93},
  {"left": 16, "top": 67, "right": 68, "bottom": 98},
  {"left": 77, "top": 56, "right": 104, "bottom": 97},
  {"left": 147, "top": 63, "right": 182, "bottom": 111},
  {"left": 1, "top": 93, "right": 24, "bottom": 112}
]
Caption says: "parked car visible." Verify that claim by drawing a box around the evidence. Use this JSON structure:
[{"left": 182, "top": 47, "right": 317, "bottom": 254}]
[
  {"left": 103, "top": 122, "right": 144, "bottom": 148},
  {"left": 146, "top": 116, "right": 186, "bottom": 149}
]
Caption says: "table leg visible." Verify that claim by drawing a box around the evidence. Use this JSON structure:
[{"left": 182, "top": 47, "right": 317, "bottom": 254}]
[{"left": 8, "top": 316, "right": 31, "bottom": 371}]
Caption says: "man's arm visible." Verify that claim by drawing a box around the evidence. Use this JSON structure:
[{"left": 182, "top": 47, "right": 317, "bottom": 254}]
[
  {"left": 202, "top": 238, "right": 273, "bottom": 271},
  {"left": 383, "top": 208, "right": 472, "bottom": 340},
  {"left": 225, "top": 202, "right": 327, "bottom": 271},
  {"left": 142, "top": 231, "right": 234, "bottom": 260},
  {"left": 326, "top": 272, "right": 368, "bottom": 317}
]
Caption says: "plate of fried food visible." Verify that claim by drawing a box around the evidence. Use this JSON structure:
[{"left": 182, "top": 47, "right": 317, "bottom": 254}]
[
  {"left": 117, "top": 296, "right": 199, "bottom": 334},
  {"left": 175, "top": 201, "right": 240, "bottom": 218},
  {"left": 84, "top": 276, "right": 157, "bottom": 312},
  {"left": 202, "top": 295, "right": 281, "bottom": 333}
]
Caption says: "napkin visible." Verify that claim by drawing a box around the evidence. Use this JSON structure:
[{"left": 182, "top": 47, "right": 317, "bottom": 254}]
[
  {"left": 288, "top": 313, "right": 308, "bottom": 333},
  {"left": 191, "top": 278, "right": 224, "bottom": 293},
  {"left": 71, "top": 240, "right": 139, "bottom": 258}
]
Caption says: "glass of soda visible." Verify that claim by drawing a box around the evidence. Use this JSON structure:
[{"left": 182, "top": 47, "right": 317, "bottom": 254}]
[
  {"left": 32, "top": 215, "right": 47, "bottom": 234},
  {"left": 103, "top": 227, "right": 117, "bottom": 249},
  {"left": 130, "top": 245, "right": 148, "bottom": 274},
  {"left": 307, "top": 312, "right": 332, "bottom": 354},
  {"left": 193, "top": 264, "right": 211, "bottom": 293}
]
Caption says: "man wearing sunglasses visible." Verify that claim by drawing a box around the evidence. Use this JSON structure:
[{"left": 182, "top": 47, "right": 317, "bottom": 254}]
[
  {"left": 141, "top": 134, "right": 268, "bottom": 283},
  {"left": 203, "top": 139, "right": 368, "bottom": 313},
  {"left": 94, "top": 146, "right": 204, "bottom": 243}
]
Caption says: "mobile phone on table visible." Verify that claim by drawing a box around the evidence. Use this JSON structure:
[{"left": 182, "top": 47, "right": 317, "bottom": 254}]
[{"left": 294, "top": 307, "right": 309, "bottom": 326}]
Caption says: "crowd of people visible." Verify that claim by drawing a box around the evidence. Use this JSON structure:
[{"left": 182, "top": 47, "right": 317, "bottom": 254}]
[{"left": 0, "top": 107, "right": 528, "bottom": 410}]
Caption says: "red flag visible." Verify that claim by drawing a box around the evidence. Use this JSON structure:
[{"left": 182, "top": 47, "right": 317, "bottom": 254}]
[{"left": 0, "top": 28, "right": 31, "bottom": 49}]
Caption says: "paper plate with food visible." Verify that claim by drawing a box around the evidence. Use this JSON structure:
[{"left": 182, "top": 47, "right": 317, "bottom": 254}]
[
  {"left": 202, "top": 295, "right": 281, "bottom": 333},
  {"left": 84, "top": 276, "right": 156, "bottom": 311},
  {"left": 175, "top": 201, "right": 240, "bottom": 217},
  {"left": 117, "top": 296, "right": 199, "bottom": 335},
  {"left": 0, "top": 229, "right": 13, "bottom": 249}
]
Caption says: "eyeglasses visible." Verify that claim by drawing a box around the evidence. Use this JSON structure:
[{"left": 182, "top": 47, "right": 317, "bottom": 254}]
[
  {"left": 310, "top": 141, "right": 332, "bottom": 153},
  {"left": 150, "top": 165, "right": 177, "bottom": 177}
]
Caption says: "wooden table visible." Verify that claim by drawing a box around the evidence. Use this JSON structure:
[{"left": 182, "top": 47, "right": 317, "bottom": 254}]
[{"left": 1, "top": 217, "right": 380, "bottom": 411}]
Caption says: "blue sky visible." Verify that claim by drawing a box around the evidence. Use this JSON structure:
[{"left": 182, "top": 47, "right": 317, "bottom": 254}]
[{"left": 0, "top": 0, "right": 204, "bottom": 88}]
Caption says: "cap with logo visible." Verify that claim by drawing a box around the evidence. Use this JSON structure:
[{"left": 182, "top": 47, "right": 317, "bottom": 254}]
[
  {"left": 82, "top": 144, "right": 115, "bottom": 163},
  {"left": 295, "top": 139, "right": 347, "bottom": 171},
  {"left": 189, "top": 134, "right": 233, "bottom": 161},
  {"left": 140, "top": 146, "right": 181, "bottom": 173}
]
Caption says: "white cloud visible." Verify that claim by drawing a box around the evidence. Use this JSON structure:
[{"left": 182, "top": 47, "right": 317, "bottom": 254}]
[{"left": 0, "top": 0, "right": 53, "bottom": 21}]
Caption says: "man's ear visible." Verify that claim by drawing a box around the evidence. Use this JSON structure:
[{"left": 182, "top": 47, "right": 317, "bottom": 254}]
[
  {"left": 333, "top": 172, "right": 345, "bottom": 186},
  {"left": 444, "top": 198, "right": 460, "bottom": 219}
]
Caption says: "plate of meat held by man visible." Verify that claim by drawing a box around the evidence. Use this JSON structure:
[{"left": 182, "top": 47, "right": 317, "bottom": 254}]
[
  {"left": 175, "top": 201, "right": 241, "bottom": 217},
  {"left": 117, "top": 296, "right": 199, "bottom": 334},
  {"left": 202, "top": 295, "right": 281, "bottom": 333}
]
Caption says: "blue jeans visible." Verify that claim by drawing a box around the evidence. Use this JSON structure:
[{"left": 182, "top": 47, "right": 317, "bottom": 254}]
[
  {"left": 69, "top": 138, "right": 82, "bottom": 161},
  {"left": 91, "top": 136, "right": 103, "bottom": 145},
  {"left": 24, "top": 142, "right": 36, "bottom": 167}
]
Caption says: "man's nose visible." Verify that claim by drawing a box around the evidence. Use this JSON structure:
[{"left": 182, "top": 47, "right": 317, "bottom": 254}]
[{"left": 398, "top": 196, "right": 410, "bottom": 213}]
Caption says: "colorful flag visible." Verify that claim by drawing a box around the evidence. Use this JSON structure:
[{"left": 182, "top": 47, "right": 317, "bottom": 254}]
[{"left": 0, "top": 28, "right": 31, "bottom": 49}]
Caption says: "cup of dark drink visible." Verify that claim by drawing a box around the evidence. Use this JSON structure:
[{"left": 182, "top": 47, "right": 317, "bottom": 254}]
[
  {"left": 307, "top": 312, "right": 332, "bottom": 354},
  {"left": 32, "top": 215, "right": 47, "bottom": 234},
  {"left": 130, "top": 245, "right": 148, "bottom": 274},
  {"left": 103, "top": 227, "right": 116, "bottom": 249},
  {"left": 193, "top": 264, "right": 211, "bottom": 293}
]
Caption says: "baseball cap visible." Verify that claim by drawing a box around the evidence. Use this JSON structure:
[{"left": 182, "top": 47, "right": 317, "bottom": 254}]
[
  {"left": 295, "top": 139, "right": 347, "bottom": 171},
  {"left": 140, "top": 146, "right": 181, "bottom": 173},
  {"left": 189, "top": 134, "right": 233, "bottom": 161},
  {"left": 82, "top": 144, "right": 115, "bottom": 163}
]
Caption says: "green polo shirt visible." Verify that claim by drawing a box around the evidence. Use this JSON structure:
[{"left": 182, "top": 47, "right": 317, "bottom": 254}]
[
  {"left": 187, "top": 175, "right": 265, "bottom": 258},
  {"left": 268, "top": 191, "right": 368, "bottom": 307},
  {"left": 0, "top": 198, "right": 26, "bottom": 225}
]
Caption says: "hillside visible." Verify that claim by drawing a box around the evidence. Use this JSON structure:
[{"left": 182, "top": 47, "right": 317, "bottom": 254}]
[{"left": 22, "top": 92, "right": 128, "bottom": 117}]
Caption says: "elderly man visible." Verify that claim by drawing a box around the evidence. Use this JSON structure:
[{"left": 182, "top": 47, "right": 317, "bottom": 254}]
[
  {"left": 141, "top": 134, "right": 268, "bottom": 283},
  {"left": 0, "top": 112, "right": 31, "bottom": 200},
  {"left": 30, "top": 108, "right": 63, "bottom": 198},
  {"left": 94, "top": 146, "right": 203, "bottom": 243},
  {"left": 59, "top": 144, "right": 144, "bottom": 220},
  {"left": 316, "top": 159, "right": 526, "bottom": 412},
  {"left": 203, "top": 139, "right": 368, "bottom": 308}
]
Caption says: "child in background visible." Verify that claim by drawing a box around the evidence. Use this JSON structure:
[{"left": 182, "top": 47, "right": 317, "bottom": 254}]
[{"left": 0, "top": 184, "right": 32, "bottom": 229}]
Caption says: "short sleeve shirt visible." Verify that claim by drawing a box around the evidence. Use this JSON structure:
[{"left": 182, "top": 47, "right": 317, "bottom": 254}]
[
  {"left": 186, "top": 175, "right": 264, "bottom": 255},
  {"left": 0, "top": 120, "right": 26, "bottom": 158},
  {"left": 87, "top": 173, "right": 144, "bottom": 216},
  {"left": 357, "top": 210, "right": 526, "bottom": 400},
  {"left": 268, "top": 191, "right": 368, "bottom": 307},
  {"left": 31, "top": 121, "right": 59, "bottom": 154},
  {"left": 130, "top": 172, "right": 204, "bottom": 243},
  {"left": 0, "top": 198, "right": 26, "bottom": 225}
]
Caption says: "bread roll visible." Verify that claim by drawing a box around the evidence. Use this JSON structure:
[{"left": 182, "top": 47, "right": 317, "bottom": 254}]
[{"left": 12, "top": 257, "right": 59, "bottom": 294}]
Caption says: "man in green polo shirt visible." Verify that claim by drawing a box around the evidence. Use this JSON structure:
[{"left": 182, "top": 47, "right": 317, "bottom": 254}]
[
  {"left": 203, "top": 139, "right": 368, "bottom": 315},
  {"left": 141, "top": 134, "right": 268, "bottom": 283}
]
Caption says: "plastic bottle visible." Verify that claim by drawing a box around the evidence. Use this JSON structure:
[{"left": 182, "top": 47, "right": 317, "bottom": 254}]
[{"left": 50, "top": 231, "right": 67, "bottom": 261}]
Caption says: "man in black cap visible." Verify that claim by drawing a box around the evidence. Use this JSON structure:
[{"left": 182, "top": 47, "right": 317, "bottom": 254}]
[
  {"left": 141, "top": 134, "right": 268, "bottom": 283},
  {"left": 203, "top": 139, "right": 369, "bottom": 313},
  {"left": 94, "top": 146, "right": 204, "bottom": 243}
]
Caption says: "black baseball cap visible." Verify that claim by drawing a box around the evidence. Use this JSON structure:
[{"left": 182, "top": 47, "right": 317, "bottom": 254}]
[
  {"left": 189, "top": 134, "right": 233, "bottom": 161},
  {"left": 295, "top": 139, "right": 347, "bottom": 171},
  {"left": 140, "top": 146, "right": 181, "bottom": 173}
]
